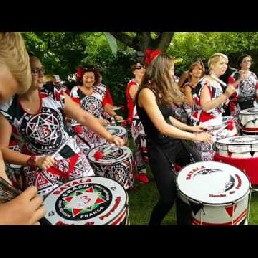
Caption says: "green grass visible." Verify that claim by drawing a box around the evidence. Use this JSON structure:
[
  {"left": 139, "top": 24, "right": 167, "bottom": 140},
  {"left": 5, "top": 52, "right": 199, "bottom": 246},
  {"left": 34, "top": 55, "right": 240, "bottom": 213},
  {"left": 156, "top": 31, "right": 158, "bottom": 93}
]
[{"left": 127, "top": 138, "right": 258, "bottom": 225}]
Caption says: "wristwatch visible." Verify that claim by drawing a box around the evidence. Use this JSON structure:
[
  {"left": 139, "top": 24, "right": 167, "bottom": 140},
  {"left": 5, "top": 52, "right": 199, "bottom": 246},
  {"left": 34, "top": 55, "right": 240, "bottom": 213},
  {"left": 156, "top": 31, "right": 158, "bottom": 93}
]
[{"left": 26, "top": 156, "right": 37, "bottom": 169}]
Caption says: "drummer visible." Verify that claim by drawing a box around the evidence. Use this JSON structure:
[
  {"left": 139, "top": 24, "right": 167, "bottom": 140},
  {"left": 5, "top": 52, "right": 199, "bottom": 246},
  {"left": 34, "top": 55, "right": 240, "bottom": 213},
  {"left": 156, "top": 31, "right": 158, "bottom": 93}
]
[
  {"left": 68, "top": 66, "right": 123, "bottom": 154},
  {"left": 0, "top": 53, "right": 124, "bottom": 197},
  {"left": 227, "top": 54, "right": 258, "bottom": 117},
  {"left": 190, "top": 53, "right": 237, "bottom": 161}
]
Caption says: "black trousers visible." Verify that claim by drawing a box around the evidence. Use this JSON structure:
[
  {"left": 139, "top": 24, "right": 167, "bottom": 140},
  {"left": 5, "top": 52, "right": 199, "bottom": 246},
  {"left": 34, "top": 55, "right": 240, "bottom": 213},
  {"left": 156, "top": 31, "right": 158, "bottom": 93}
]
[{"left": 147, "top": 139, "right": 200, "bottom": 225}]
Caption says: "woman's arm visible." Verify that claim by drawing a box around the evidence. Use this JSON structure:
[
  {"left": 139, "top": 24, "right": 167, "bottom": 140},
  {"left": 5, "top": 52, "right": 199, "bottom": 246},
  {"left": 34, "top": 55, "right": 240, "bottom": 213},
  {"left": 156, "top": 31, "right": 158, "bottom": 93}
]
[
  {"left": 63, "top": 93, "right": 124, "bottom": 145},
  {"left": 200, "top": 84, "right": 229, "bottom": 112},
  {"left": 184, "top": 85, "right": 194, "bottom": 107},
  {"left": 138, "top": 88, "right": 211, "bottom": 142},
  {"left": 0, "top": 113, "right": 12, "bottom": 147}
]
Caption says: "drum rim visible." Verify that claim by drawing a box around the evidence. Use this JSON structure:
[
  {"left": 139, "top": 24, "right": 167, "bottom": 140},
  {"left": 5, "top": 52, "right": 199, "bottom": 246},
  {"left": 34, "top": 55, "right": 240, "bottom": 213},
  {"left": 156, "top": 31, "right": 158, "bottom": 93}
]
[
  {"left": 177, "top": 187, "right": 250, "bottom": 207},
  {"left": 44, "top": 177, "right": 129, "bottom": 225},
  {"left": 176, "top": 161, "right": 251, "bottom": 204}
]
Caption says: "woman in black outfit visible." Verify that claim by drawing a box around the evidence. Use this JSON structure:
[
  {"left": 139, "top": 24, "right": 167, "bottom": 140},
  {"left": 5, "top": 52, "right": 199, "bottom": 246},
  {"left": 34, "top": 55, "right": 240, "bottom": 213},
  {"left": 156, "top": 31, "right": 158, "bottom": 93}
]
[{"left": 135, "top": 53, "right": 212, "bottom": 225}]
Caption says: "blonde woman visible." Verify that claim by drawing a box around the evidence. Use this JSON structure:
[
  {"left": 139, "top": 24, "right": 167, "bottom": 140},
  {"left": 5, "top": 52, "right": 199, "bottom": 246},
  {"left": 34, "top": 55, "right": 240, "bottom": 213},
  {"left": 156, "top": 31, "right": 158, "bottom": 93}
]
[{"left": 192, "top": 53, "right": 237, "bottom": 161}]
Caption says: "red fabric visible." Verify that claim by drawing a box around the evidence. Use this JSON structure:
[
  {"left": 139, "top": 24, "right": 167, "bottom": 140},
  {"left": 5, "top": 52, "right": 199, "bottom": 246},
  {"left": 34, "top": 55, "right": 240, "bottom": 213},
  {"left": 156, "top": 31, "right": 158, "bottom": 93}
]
[
  {"left": 103, "top": 86, "right": 114, "bottom": 106},
  {"left": 125, "top": 80, "right": 137, "bottom": 124},
  {"left": 199, "top": 111, "right": 216, "bottom": 122},
  {"left": 213, "top": 153, "right": 258, "bottom": 185},
  {"left": 76, "top": 67, "right": 84, "bottom": 83},
  {"left": 46, "top": 153, "right": 79, "bottom": 179},
  {"left": 145, "top": 48, "right": 161, "bottom": 66}
]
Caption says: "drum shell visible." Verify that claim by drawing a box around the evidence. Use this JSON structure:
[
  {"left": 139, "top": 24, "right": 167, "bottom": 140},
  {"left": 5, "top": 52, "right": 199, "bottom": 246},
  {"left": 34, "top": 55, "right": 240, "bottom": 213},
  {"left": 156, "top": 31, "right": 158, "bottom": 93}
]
[
  {"left": 240, "top": 108, "right": 258, "bottom": 133},
  {"left": 176, "top": 161, "right": 251, "bottom": 225},
  {"left": 214, "top": 136, "right": 258, "bottom": 185},
  {"left": 87, "top": 145, "right": 135, "bottom": 190}
]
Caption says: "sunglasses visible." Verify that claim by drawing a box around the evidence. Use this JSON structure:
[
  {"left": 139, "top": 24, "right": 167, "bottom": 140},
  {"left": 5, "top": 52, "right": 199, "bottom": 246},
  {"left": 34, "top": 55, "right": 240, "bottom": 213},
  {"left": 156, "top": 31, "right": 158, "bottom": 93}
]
[
  {"left": 31, "top": 67, "right": 45, "bottom": 74},
  {"left": 135, "top": 65, "right": 145, "bottom": 70}
]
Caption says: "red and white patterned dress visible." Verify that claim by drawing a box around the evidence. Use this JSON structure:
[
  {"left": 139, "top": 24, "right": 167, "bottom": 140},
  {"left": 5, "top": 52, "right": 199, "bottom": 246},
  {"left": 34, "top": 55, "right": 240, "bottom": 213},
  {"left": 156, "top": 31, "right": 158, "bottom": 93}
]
[{"left": 0, "top": 86, "right": 94, "bottom": 197}]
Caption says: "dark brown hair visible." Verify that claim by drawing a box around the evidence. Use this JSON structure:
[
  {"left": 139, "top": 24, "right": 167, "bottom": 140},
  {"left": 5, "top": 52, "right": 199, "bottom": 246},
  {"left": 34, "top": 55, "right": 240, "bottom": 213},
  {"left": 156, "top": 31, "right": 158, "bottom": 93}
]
[{"left": 140, "top": 53, "right": 185, "bottom": 106}]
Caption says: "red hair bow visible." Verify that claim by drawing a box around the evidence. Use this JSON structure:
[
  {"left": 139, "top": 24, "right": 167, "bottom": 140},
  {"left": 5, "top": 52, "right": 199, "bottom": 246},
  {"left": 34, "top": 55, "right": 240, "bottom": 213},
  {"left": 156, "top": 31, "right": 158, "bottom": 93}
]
[
  {"left": 145, "top": 48, "right": 161, "bottom": 66},
  {"left": 76, "top": 67, "right": 84, "bottom": 78}
]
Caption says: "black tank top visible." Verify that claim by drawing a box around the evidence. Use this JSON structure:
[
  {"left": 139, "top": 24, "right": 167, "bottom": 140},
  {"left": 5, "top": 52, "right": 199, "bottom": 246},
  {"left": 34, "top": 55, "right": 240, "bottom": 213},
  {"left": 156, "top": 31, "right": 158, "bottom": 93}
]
[{"left": 135, "top": 88, "right": 181, "bottom": 147}]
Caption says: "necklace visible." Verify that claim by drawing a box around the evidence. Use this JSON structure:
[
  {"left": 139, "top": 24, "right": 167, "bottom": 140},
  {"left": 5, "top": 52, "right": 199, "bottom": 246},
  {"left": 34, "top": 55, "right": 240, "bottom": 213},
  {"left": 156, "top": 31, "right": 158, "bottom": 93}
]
[{"left": 210, "top": 74, "right": 227, "bottom": 88}]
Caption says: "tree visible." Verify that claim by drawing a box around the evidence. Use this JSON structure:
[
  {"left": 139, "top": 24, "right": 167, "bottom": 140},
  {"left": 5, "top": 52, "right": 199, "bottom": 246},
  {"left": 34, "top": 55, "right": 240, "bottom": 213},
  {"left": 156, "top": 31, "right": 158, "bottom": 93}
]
[{"left": 110, "top": 32, "right": 174, "bottom": 55}]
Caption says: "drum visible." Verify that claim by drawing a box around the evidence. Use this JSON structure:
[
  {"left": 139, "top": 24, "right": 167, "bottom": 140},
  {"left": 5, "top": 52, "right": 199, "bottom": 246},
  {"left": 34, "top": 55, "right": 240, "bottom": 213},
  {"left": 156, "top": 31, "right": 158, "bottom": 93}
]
[
  {"left": 106, "top": 125, "right": 128, "bottom": 146},
  {"left": 239, "top": 107, "right": 258, "bottom": 133},
  {"left": 214, "top": 135, "right": 258, "bottom": 185},
  {"left": 177, "top": 161, "right": 251, "bottom": 225},
  {"left": 87, "top": 144, "right": 135, "bottom": 190},
  {"left": 44, "top": 177, "right": 129, "bottom": 225}
]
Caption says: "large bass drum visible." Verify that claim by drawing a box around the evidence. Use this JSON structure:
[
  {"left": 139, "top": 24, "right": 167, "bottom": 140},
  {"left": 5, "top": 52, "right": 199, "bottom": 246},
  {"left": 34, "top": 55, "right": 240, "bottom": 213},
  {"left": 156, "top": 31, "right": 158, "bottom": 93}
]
[{"left": 176, "top": 161, "right": 251, "bottom": 225}]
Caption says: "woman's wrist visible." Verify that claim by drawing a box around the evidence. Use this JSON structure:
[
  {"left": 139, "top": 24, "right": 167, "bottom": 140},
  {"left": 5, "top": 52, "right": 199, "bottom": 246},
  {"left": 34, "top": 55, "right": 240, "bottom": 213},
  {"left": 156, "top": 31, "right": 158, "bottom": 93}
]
[
  {"left": 106, "top": 134, "right": 113, "bottom": 143},
  {"left": 222, "top": 93, "right": 229, "bottom": 100}
]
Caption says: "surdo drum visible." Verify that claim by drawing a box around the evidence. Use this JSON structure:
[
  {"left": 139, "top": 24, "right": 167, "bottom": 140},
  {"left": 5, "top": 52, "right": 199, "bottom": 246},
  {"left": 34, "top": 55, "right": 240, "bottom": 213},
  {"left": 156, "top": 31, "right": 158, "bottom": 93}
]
[
  {"left": 214, "top": 135, "right": 258, "bottom": 185},
  {"left": 44, "top": 177, "right": 129, "bottom": 225},
  {"left": 176, "top": 161, "right": 251, "bottom": 225},
  {"left": 239, "top": 107, "right": 258, "bottom": 134},
  {"left": 87, "top": 144, "right": 134, "bottom": 190}
]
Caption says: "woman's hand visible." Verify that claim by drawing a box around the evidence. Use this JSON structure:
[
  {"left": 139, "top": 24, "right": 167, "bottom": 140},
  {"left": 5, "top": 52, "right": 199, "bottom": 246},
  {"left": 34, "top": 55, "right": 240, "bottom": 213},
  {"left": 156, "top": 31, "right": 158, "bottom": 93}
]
[
  {"left": 35, "top": 156, "right": 56, "bottom": 170},
  {"left": 114, "top": 115, "right": 123, "bottom": 122},
  {"left": 99, "top": 118, "right": 110, "bottom": 127},
  {"left": 194, "top": 132, "right": 213, "bottom": 143},
  {"left": 190, "top": 125, "right": 206, "bottom": 132},
  {"left": 107, "top": 135, "right": 125, "bottom": 147},
  {"left": 0, "top": 186, "right": 45, "bottom": 225}
]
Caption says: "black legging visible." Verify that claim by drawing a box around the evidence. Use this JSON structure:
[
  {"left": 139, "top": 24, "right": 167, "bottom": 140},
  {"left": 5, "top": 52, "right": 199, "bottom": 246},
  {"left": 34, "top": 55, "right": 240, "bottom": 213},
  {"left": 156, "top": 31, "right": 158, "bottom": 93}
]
[{"left": 147, "top": 140, "right": 200, "bottom": 225}]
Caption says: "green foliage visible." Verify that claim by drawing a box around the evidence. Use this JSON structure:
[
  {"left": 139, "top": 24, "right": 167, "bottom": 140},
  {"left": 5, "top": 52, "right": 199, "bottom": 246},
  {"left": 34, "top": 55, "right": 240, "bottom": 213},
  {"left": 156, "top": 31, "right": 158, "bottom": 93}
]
[
  {"left": 22, "top": 32, "right": 88, "bottom": 79},
  {"left": 170, "top": 32, "right": 258, "bottom": 75}
]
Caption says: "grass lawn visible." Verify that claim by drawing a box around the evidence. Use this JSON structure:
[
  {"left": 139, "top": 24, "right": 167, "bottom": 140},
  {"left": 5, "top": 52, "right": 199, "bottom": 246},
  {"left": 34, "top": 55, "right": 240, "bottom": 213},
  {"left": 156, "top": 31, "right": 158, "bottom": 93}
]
[{"left": 127, "top": 138, "right": 258, "bottom": 226}]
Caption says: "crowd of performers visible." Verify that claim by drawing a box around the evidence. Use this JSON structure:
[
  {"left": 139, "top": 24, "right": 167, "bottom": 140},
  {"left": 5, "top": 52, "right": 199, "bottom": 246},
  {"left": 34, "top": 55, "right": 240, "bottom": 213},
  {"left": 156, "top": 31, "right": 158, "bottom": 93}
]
[{"left": 1, "top": 33, "right": 258, "bottom": 225}]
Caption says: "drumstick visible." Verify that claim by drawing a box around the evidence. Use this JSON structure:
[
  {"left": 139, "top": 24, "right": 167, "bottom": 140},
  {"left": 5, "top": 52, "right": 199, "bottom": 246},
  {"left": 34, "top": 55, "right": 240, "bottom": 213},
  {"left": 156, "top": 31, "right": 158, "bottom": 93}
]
[
  {"left": 101, "top": 144, "right": 116, "bottom": 155},
  {"left": 0, "top": 177, "right": 51, "bottom": 225}
]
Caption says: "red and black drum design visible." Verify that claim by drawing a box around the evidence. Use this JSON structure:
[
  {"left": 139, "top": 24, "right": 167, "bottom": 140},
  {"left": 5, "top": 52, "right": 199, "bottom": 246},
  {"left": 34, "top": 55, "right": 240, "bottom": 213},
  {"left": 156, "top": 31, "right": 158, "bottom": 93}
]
[
  {"left": 87, "top": 144, "right": 135, "bottom": 190},
  {"left": 105, "top": 126, "right": 128, "bottom": 146},
  {"left": 44, "top": 177, "right": 129, "bottom": 225},
  {"left": 214, "top": 135, "right": 258, "bottom": 185}
]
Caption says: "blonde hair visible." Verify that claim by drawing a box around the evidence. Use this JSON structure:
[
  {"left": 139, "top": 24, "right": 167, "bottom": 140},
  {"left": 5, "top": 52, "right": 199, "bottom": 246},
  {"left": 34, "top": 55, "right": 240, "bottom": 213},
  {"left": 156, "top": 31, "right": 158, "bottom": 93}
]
[
  {"left": 0, "top": 32, "right": 31, "bottom": 94},
  {"left": 208, "top": 53, "right": 228, "bottom": 71}
]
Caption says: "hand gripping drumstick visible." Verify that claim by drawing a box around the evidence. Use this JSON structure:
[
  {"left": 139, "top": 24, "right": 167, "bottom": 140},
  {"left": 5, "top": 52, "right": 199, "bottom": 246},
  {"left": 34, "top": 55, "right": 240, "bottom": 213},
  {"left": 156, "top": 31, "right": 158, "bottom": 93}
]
[{"left": 0, "top": 177, "right": 51, "bottom": 225}]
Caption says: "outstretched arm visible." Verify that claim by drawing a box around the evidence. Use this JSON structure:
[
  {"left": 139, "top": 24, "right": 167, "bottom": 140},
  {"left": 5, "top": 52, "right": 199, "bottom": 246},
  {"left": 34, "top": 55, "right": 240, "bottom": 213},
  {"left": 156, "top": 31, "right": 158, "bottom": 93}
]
[{"left": 63, "top": 93, "right": 124, "bottom": 146}]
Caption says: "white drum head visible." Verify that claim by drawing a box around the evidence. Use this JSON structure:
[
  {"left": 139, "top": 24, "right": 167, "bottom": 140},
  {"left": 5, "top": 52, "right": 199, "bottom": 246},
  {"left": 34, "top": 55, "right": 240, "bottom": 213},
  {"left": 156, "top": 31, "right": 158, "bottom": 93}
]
[
  {"left": 106, "top": 126, "right": 127, "bottom": 137},
  {"left": 87, "top": 144, "right": 132, "bottom": 164},
  {"left": 215, "top": 135, "right": 258, "bottom": 153},
  {"left": 240, "top": 107, "right": 258, "bottom": 115},
  {"left": 177, "top": 161, "right": 250, "bottom": 205},
  {"left": 44, "top": 177, "right": 128, "bottom": 225}
]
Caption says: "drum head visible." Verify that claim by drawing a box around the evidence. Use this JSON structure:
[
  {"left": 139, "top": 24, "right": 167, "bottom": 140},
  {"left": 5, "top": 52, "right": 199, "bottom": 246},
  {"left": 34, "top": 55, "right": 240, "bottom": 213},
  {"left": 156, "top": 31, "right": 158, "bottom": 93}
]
[
  {"left": 87, "top": 144, "right": 132, "bottom": 164},
  {"left": 177, "top": 161, "right": 250, "bottom": 205},
  {"left": 215, "top": 135, "right": 258, "bottom": 153},
  {"left": 106, "top": 126, "right": 127, "bottom": 137},
  {"left": 240, "top": 107, "right": 258, "bottom": 115},
  {"left": 44, "top": 177, "right": 128, "bottom": 225}
]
